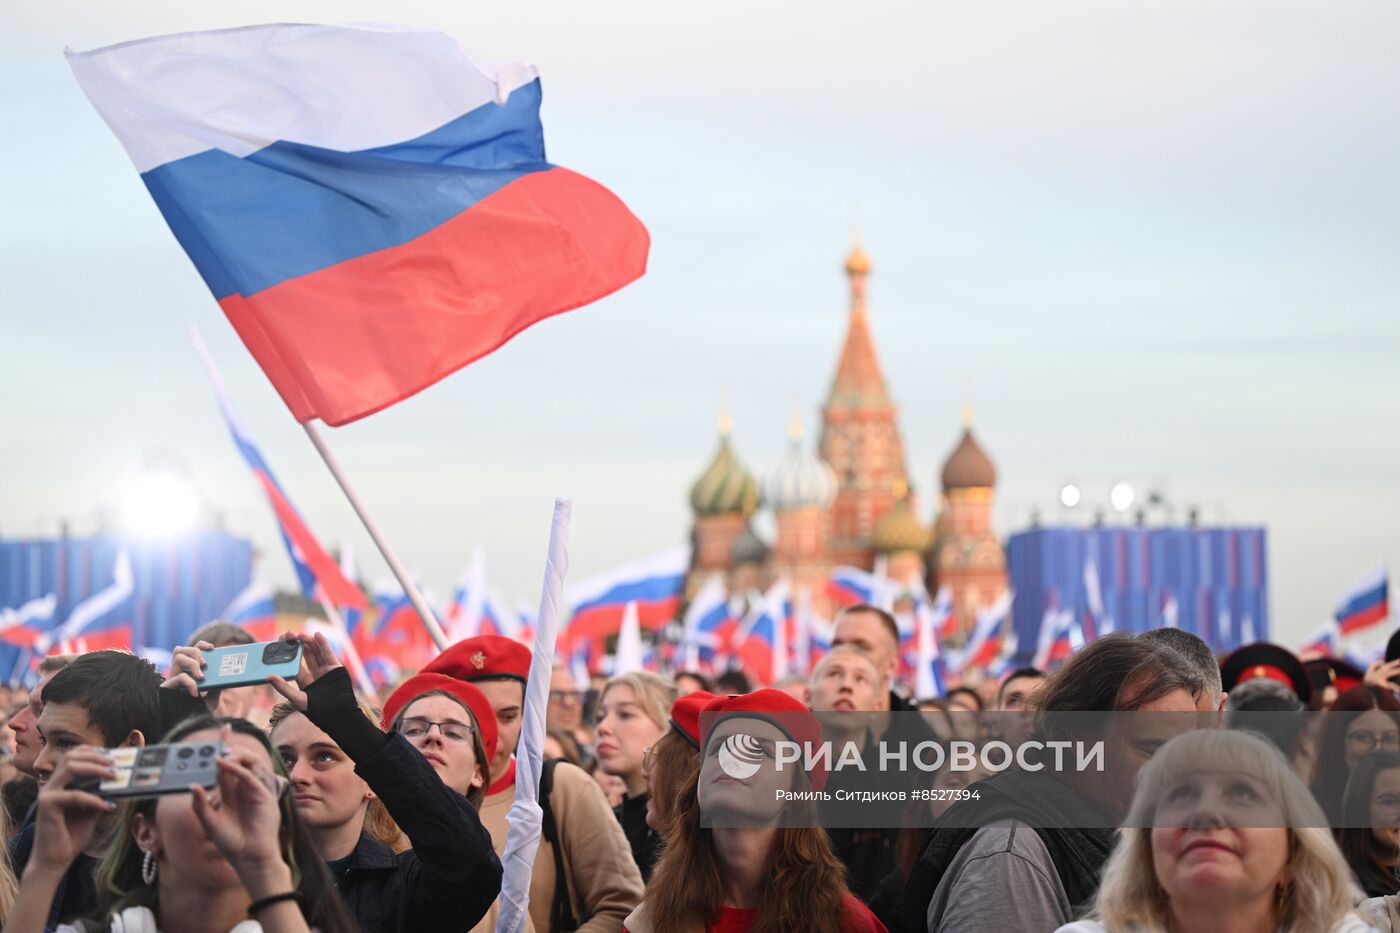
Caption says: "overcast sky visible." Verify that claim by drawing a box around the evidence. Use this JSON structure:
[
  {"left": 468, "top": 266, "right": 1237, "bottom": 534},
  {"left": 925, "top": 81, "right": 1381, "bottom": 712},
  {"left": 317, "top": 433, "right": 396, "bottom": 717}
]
[{"left": 3, "top": 1, "right": 1397, "bottom": 647}]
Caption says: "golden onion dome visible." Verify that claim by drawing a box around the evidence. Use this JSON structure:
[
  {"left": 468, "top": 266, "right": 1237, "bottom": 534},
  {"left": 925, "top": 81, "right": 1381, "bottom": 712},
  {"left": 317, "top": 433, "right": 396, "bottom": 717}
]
[
  {"left": 872, "top": 481, "right": 930, "bottom": 554},
  {"left": 689, "top": 421, "right": 758, "bottom": 517},
  {"left": 845, "top": 242, "right": 872, "bottom": 276}
]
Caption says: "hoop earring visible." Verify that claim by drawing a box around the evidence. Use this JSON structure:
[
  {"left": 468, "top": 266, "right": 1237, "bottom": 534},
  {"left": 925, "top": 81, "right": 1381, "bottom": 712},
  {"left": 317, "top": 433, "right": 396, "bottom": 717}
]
[{"left": 141, "top": 850, "right": 157, "bottom": 886}]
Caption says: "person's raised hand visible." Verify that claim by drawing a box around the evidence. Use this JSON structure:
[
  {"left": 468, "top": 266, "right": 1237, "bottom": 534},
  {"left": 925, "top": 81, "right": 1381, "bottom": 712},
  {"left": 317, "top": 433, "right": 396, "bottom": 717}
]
[
  {"left": 1364, "top": 658, "right": 1400, "bottom": 693},
  {"left": 190, "top": 724, "right": 288, "bottom": 888},
  {"left": 30, "top": 747, "right": 117, "bottom": 876},
  {"left": 162, "top": 640, "right": 215, "bottom": 698},
  {"left": 267, "top": 631, "right": 341, "bottom": 713}
]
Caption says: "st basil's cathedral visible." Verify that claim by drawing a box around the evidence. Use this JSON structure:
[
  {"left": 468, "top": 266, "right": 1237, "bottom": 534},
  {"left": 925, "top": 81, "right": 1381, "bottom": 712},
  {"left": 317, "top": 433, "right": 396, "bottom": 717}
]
[{"left": 684, "top": 240, "right": 1009, "bottom": 638}]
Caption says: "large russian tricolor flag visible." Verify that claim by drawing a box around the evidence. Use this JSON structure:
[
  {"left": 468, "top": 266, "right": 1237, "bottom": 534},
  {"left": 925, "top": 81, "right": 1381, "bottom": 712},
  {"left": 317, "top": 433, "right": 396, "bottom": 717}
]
[
  {"left": 68, "top": 24, "right": 648, "bottom": 427},
  {"left": 1335, "top": 567, "right": 1389, "bottom": 636},
  {"left": 44, "top": 551, "right": 136, "bottom": 655}
]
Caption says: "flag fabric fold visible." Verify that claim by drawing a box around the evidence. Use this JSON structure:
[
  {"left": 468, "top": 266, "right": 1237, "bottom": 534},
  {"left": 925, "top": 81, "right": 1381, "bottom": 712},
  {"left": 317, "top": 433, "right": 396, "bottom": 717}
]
[{"left": 69, "top": 24, "right": 649, "bottom": 426}]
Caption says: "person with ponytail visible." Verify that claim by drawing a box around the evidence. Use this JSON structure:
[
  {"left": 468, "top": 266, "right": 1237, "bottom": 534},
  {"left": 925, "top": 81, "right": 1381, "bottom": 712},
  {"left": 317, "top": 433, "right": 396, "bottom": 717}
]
[{"left": 264, "top": 632, "right": 501, "bottom": 933}]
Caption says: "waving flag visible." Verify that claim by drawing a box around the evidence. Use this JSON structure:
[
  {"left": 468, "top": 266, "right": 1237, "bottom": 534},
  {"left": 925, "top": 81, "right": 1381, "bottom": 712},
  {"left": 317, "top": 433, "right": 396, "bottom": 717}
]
[
  {"left": 1032, "top": 606, "right": 1083, "bottom": 671},
  {"left": 192, "top": 332, "right": 366, "bottom": 611},
  {"left": 827, "top": 565, "right": 901, "bottom": 611},
  {"left": 220, "top": 581, "right": 279, "bottom": 640},
  {"left": 1335, "top": 567, "right": 1389, "bottom": 636},
  {"left": 0, "top": 595, "right": 58, "bottom": 686},
  {"left": 1083, "top": 558, "right": 1113, "bottom": 639},
  {"left": 680, "top": 575, "right": 731, "bottom": 669},
  {"left": 566, "top": 547, "right": 688, "bottom": 645},
  {"left": 43, "top": 551, "right": 135, "bottom": 654},
  {"left": 1299, "top": 620, "right": 1340, "bottom": 658},
  {"left": 363, "top": 581, "right": 438, "bottom": 671},
  {"left": 612, "top": 601, "right": 646, "bottom": 675},
  {"left": 952, "top": 591, "right": 1013, "bottom": 674},
  {"left": 913, "top": 590, "right": 949, "bottom": 700},
  {"left": 737, "top": 580, "right": 791, "bottom": 686},
  {"left": 69, "top": 24, "right": 648, "bottom": 427}
]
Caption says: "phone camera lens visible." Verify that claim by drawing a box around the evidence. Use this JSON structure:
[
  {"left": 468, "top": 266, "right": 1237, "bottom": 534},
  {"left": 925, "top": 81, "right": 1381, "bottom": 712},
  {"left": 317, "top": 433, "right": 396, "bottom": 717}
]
[
  {"left": 199, "top": 745, "right": 215, "bottom": 757},
  {"left": 177, "top": 746, "right": 194, "bottom": 759}
]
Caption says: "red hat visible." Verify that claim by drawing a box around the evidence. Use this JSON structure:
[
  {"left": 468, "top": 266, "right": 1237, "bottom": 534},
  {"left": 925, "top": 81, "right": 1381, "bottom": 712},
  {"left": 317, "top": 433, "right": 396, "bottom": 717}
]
[
  {"left": 424, "top": 635, "right": 531, "bottom": 684},
  {"left": 382, "top": 672, "right": 499, "bottom": 765},
  {"left": 670, "top": 690, "right": 717, "bottom": 748},
  {"left": 701, "top": 689, "right": 827, "bottom": 792}
]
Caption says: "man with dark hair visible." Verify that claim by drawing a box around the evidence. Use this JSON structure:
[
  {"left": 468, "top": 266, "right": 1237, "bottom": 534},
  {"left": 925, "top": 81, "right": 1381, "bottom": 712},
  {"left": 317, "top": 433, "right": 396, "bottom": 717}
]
[
  {"left": 994, "top": 667, "right": 1044, "bottom": 712},
  {"left": 893, "top": 633, "right": 1204, "bottom": 933},
  {"left": 10, "top": 650, "right": 178, "bottom": 929},
  {"left": 1138, "top": 626, "right": 1224, "bottom": 712},
  {"left": 833, "top": 603, "right": 910, "bottom": 712}
]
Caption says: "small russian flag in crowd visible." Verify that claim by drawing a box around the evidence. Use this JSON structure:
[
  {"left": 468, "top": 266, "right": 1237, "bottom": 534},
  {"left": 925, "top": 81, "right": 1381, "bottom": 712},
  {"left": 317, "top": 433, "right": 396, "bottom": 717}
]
[
  {"left": 951, "top": 591, "right": 1013, "bottom": 674},
  {"left": 0, "top": 595, "right": 57, "bottom": 686},
  {"left": 1032, "top": 605, "right": 1084, "bottom": 671},
  {"left": 69, "top": 24, "right": 648, "bottom": 428},
  {"left": 737, "top": 580, "right": 791, "bottom": 686},
  {"left": 913, "top": 589, "right": 949, "bottom": 700},
  {"left": 1298, "top": 620, "right": 1340, "bottom": 658},
  {"left": 192, "top": 333, "right": 365, "bottom": 612},
  {"left": 1334, "top": 567, "right": 1390, "bottom": 636},
  {"left": 220, "top": 581, "right": 279, "bottom": 641},
  {"left": 566, "top": 547, "right": 688, "bottom": 645},
  {"left": 680, "top": 575, "right": 732, "bottom": 669},
  {"left": 43, "top": 551, "right": 136, "bottom": 656},
  {"left": 827, "top": 565, "right": 900, "bottom": 611}
]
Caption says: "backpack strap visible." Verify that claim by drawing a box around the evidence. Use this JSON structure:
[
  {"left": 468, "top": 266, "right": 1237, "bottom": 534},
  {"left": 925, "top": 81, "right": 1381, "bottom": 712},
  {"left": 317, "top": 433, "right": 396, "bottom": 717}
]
[{"left": 539, "top": 759, "right": 582, "bottom": 932}]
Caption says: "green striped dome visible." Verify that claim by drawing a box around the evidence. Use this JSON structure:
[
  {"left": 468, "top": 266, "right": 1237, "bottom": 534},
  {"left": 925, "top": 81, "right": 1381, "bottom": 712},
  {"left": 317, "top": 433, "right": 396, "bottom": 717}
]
[{"left": 690, "top": 435, "right": 758, "bottom": 517}]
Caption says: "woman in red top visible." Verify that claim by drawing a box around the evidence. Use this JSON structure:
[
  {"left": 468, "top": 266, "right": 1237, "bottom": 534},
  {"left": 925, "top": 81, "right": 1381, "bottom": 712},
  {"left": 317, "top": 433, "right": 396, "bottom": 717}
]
[{"left": 624, "top": 689, "right": 885, "bottom": 933}]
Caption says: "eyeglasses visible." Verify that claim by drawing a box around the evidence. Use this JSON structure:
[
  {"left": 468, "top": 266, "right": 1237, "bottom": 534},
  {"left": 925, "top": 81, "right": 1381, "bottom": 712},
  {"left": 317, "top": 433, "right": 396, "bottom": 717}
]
[
  {"left": 548, "top": 691, "right": 584, "bottom": 705},
  {"left": 398, "top": 717, "right": 475, "bottom": 744},
  {"left": 1346, "top": 730, "right": 1400, "bottom": 754}
]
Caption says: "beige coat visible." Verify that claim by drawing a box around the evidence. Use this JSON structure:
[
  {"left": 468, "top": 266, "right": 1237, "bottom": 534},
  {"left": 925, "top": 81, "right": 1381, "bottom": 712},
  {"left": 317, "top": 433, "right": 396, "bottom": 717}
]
[{"left": 477, "top": 761, "right": 644, "bottom": 933}]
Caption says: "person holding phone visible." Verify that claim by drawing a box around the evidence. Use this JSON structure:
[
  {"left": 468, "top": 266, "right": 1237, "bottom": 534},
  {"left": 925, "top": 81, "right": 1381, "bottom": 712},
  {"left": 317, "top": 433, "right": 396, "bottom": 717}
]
[
  {"left": 265, "top": 632, "right": 502, "bottom": 933},
  {"left": 3, "top": 716, "right": 355, "bottom": 933}
]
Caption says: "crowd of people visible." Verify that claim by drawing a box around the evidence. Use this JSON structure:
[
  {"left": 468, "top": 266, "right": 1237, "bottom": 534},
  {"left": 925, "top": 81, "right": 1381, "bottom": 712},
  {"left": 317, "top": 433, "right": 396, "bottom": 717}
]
[{"left": 0, "top": 606, "right": 1398, "bottom": 931}]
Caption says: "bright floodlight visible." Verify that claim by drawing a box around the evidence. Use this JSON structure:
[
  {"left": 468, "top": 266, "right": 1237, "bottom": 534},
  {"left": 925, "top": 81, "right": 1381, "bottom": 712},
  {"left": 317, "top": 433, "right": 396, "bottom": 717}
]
[
  {"left": 1059, "top": 484, "right": 1081, "bottom": 508},
  {"left": 1110, "top": 482, "right": 1135, "bottom": 513},
  {"left": 120, "top": 470, "right": 200, "bottom": 537}
]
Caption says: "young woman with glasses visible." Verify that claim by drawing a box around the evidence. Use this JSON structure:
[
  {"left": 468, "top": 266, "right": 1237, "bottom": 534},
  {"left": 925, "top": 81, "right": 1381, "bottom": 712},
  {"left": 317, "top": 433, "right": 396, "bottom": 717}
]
[
  {"left": 264, "top": 632, "right": 502, "bottom": 933},
  {"left": 1311, "top": 684, "right": 1400, "bottom": 824}
]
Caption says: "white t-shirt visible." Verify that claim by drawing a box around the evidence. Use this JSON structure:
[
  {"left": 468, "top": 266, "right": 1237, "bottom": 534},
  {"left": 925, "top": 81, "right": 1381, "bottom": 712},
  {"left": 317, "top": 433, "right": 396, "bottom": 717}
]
[{"left": 1056, "top": 914, "right": 1379, "bottom": 933}]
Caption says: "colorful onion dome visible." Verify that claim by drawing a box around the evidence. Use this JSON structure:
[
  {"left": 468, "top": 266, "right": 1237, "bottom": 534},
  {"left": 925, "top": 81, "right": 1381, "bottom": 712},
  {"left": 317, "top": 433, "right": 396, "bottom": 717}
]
[
  {"left": 690, "top": 414, "right": 759, "bottom": 517},
  {"left": 872, "top": 481, "right": 930, "bottom": 554},
  {"left": 940, "top": 407, "right": 997, "bottom": 491},
  {"left": 762, "top": 416, "right": 837, "bottom": 512}
]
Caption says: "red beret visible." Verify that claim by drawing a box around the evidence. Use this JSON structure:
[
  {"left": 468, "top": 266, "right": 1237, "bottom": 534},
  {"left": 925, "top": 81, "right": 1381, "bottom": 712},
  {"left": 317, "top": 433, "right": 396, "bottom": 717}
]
[
  {"left": 424, "top": 635, "right": 531, "bottom": 683},
  {"left": 382, "top": 672, "right": 499, "bottom": 765},
  {"left": 701, "top": 689, "right": 827, "bottom": 792},
  {"left": 670, "top": 690, "right": 717, "bottom": 748}
]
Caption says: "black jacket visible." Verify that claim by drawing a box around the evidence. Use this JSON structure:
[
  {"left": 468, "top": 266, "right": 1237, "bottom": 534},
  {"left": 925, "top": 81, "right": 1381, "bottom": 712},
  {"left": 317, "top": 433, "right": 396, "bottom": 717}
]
[
  {"left": 612, "top": 792, "right": 661, "bottom": 882},
  {"left": 303, "top": 668, "right": 503, "bottom": 933}
]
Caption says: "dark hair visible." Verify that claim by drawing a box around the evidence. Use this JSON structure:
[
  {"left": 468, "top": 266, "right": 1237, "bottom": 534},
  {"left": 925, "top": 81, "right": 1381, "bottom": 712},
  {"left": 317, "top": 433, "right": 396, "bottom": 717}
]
[
  {"left": 1225, "top": 679, "right": 1307, "bottom": 762},
  {"left": 945, "top": 686, "right": 984, "bottom": 712},
  {"left": 545, "top": 728, "right": 585, "bottom": 769},
  {"left": 715, "top": 670, "right": 752, "bottom": 696},
  {"left": 189, "top": 620, "right": 255, "bottom": 648},
  {"left": 1138, "top": 627, "right": 1222, "bottom": 703},
  {"left": 1033, "top": 633, "right": 1203, "bottom": 747},
  {"left": 92, "top": 716, "right": 356, "bottom": 933},
  {"left": 674, "top": 670, "right": 716, "bottom": 694},
  {"left": 42, "top": 651, "right": 162, "bottom": 747},
  {"left": 837, "top": 604, "right": 901, "bottom": 650},
  {"left": 1311, "top": 685, "right": 1400, "bottom": 823},
  {"left": 2, "top": 776, "right": 38, "bottom": 832},
  {"left": 1338, "top": 750, "right": 1400, "bottom": 897}
]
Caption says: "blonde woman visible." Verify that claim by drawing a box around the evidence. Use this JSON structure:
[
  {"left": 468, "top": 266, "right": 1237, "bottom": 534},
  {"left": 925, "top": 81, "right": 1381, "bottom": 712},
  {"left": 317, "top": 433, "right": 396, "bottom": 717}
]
[
  {"left": 1057, "top": 729, "right": 1371, "bottom": 933},
  {"left": 595, "top": 671, "right": 676, "bottom": 881}
]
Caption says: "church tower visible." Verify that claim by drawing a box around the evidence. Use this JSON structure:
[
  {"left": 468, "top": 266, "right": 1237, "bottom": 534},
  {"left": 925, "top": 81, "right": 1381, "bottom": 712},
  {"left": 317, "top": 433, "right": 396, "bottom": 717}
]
[
  {"left": 819, "top": 239, "right": 910, "bottom": 568},
  {"left": 686, "top": 412, "right": 759, "bottom": 599},
  {"left": 928, "top": 407, "right": 1007, "bottom": 636}
]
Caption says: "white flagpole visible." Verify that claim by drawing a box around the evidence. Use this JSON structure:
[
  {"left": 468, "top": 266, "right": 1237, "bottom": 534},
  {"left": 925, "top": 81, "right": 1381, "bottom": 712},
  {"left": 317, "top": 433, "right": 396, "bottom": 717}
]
[
  {"left": 301, "top": 422, "right": 449, "bottom": 651},
  {"left": 497, "top": 497, "right": 572, "bottom": 933}
]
